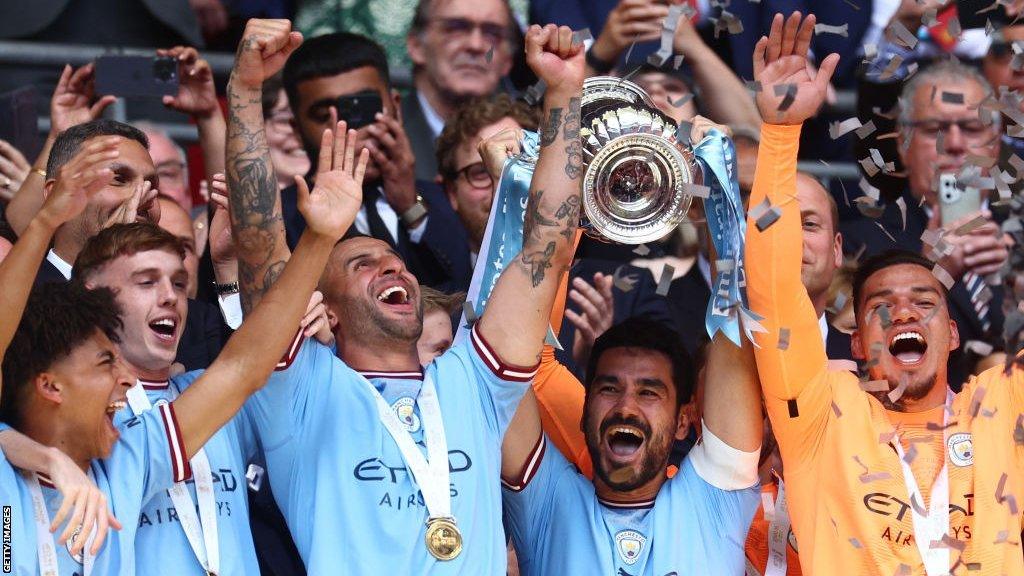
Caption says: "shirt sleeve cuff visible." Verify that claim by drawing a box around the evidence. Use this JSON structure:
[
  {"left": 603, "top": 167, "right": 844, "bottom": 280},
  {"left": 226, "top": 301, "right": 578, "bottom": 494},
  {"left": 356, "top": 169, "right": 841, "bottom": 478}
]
[
  {"left": 470, "top": 325, "right": 540, "bottom": 382},
  {"left": 275, "top": 329, "right": 304, "bottom": 371},
  {"left": 407, "top": 215, "right": 429, "bottom": 243},
  {"left": 158, "top": 402, "right": 192, "bottom": 483},
  {"left": 501, "top": 435, "right": 546, "bottom": 492},
  {"left": 218, "top": 292, "right": 244, "bottom": 330},
  {"left": 689, "top": 419, "right": 760, "bottom": 491}
]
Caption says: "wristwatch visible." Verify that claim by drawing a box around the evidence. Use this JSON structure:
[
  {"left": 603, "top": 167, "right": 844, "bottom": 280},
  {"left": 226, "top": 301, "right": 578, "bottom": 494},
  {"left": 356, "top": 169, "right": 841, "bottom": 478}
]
[
  {"left": 400, "top": 195, "right": 428, "bottom": 226},
  {"left": 213, "top": 281, "right": 239, "bottom": 296},
  {"left": 585, "top": 47, "right": 615, "bottom": 74}
]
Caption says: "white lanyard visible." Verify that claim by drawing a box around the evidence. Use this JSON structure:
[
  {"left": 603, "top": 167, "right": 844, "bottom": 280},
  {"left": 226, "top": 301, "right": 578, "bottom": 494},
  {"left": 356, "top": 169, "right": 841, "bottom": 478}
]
[
  {"left": 357, "top": 372, "right": 452, "bottom": 520},
  {"left": 888, "top": 391, "right": 954, "bottom": 576},
  {"left": 764, "top": 479, "right": 790, "bottom": 576},
  {"left": 127, "top": 381, "right": 219, "bottom": 575},
  {"left": 25, "top": 471, "right": 95, "bottom": 576}
]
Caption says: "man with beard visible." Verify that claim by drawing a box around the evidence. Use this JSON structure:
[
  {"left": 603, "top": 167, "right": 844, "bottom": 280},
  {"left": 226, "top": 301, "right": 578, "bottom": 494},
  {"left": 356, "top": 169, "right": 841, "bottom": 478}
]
[
  {"left": 227, "top": 18, "right": 586, "bottom": 574},
  {"left": 748, "top": 12, "right": 1024, "bottom": 574},
  {"left": 501, "top": 316, "right": 761, "bottom": 575}
]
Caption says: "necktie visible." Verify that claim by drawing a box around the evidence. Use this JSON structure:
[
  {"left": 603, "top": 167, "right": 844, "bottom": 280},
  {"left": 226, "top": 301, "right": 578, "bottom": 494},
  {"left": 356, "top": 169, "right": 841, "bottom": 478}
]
[{"left": 363, "top": 187, "right": 397, "bottom": 249}]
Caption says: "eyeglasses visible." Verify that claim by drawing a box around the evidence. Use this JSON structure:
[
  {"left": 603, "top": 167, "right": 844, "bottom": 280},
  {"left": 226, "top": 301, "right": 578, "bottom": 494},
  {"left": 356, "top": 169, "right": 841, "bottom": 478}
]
[
  {"left": 901, "top": 118, "right": 994, "bottom": 140},
  {"left": 432, "top": 17, "right": 510, "bottom": 46},
  {"left": 156, "top": 161, "right": 186, "bottom": 184},
  {"left": 454, "top": 162, "right": 493, "bottom": 189}
]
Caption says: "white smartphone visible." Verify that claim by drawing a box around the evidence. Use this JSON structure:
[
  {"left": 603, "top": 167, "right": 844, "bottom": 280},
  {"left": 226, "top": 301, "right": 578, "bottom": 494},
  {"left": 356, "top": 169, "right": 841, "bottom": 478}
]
[{"left": 938, "top": 173, "right": 981, "bottom": 227}]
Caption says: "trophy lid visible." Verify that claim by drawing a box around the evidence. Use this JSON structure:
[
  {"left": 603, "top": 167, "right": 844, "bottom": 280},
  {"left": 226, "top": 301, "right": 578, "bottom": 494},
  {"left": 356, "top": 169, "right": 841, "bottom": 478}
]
[{"left": 582, "top": 76, "right": 655, "bottom": 112}]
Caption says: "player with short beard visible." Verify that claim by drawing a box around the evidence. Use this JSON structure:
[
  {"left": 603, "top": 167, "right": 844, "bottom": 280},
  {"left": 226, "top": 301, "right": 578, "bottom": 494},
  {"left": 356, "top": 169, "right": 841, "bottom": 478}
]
[{"left": 747, "top": 11, "right": 1024, "bottom": 574}]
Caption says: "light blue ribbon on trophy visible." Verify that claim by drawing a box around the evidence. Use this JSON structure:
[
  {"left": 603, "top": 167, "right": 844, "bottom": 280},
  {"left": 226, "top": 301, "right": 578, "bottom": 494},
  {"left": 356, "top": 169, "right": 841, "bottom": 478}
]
[
  {"left": 454, "top": 131, "right": 541, "bottom": 345},
  {"left": 693, "top": 128, "right": 765, "bottom": 346}
]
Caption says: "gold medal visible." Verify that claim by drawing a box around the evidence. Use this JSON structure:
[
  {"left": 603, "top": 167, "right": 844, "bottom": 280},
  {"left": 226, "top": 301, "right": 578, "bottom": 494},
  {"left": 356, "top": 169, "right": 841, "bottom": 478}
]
[{"left": 424, "top": 517, "right": 463, "bottom": 561}]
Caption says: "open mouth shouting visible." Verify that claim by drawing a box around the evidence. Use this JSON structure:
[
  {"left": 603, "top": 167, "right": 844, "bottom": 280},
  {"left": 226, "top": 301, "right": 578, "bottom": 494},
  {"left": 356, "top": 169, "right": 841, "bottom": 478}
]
[
  {"left": 374, "top": 282, "right": 415, "bottom": 313},
  {"left": 148, "top": 316, "right": 179, "bottom": 344},
  {"left": 604, "top": 424, "right": 647, "bottom": 464},
  {"left": 888, "top": 330, "right": 927, "bottom": 366},
  {"left": 105, "top": 398, "right": 127, "bottom": 437}
]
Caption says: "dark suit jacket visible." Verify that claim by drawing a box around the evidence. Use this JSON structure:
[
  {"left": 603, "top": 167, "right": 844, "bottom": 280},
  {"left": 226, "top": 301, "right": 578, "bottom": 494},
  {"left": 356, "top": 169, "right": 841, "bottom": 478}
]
[
  {"left": 401, "top": 89, "right": 440, "bottom": 182},
  {"left": 666, "top": 264, "right": 712, "bottom": 358},
  {"left": 826, "top": 323, "right": 855, "bottom": 363},
  {"left": 280, "top": 180, "right": 471, "bottom": 293},
  {"left": 554, "top": 258, "right": 676, "bottom": 377},
  {"left": 34, "top": 259, "right": 229, "bottom": 371},
  {"left": 840, "top": 191, "right": 1005, "bottom": 389}
]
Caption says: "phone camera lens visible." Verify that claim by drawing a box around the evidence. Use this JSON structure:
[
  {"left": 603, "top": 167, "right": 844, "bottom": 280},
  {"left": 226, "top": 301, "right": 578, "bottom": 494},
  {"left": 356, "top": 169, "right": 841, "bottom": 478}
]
[{"left": 153, "top": 59, "right": 176, "bottom": 83}]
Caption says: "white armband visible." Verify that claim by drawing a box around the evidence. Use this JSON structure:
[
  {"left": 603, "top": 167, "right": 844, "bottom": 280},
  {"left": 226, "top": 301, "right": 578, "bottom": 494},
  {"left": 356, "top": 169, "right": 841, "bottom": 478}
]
[{"left": 689, "top": 419, "right": 760, "bottom": 490}]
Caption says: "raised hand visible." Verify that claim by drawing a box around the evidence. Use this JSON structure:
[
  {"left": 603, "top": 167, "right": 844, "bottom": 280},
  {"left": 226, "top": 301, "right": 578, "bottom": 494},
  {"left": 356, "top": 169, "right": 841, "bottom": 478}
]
[
  {"left": 160, "top": 46, "right": 219, "bottom": 119},
  {"left": 50, "top": 64, "right": 117, "bottom": 136},
  {"left": 752, "top": 12, "right": 839, "bottom": 126},
  {"left": 47, "top": 447, "right": 122, "bottom": 555},
  {"left": 363, "top": 110, "right": 418, "bottom": 214},
  {"left": 566, "top": 272, "right": 616, "bottom": 367},
  {"left": 300, "top": 290, "right": 335, "bottom": 346},
  {"left": 525, "top": 24, "right": 586, "bottom": 96},
  {"left": 0, "top": 139, "right": 30, "bottom": 201},
  {"left": 591, "top": 0, "right": 669, "bottom": 63},
  {"left": 478, "top": 126, "right": 524, "bottom": 181},
  {"left": 231, "top": 19, "right": 303, "bottom": 90},
  {"left": 38, "top": 137, "right": 120, "bottom": 229},
  {"left": 689, "top": 115, "right": 731, "bottom": 143},
  {"left": 102, "top": 180, "right": 160, "bottom": 228},
  {"left": 296, "top": 121, "right": 369, "bottom": 240}
]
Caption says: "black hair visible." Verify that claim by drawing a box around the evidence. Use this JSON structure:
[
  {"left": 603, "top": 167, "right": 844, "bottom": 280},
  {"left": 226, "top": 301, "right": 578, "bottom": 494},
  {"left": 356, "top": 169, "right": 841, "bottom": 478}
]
[
  {"left": 282, "top": 32, "right": 391, "bottom": 115},
  {"left": 1, "top": 283, "right": 123, "bottom": 428},
  {"left": 852, "top": 249, "right": 949, "bottom": 315},
  {"left": 46, "top": 119, "right": 148, "bottom": 177},
  {"left": 584, "top": 318, "right": 695, "bottom": 409}
]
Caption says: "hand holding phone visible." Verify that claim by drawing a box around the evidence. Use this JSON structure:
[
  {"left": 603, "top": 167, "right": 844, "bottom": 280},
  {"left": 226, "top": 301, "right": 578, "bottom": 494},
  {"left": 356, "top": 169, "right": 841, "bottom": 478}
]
[
  {"left": 938, "top": 173, "right": 982, "bottom": 227},
  {"left": 95, "top": 55, "right": 179, "bottom": 99},
  {"left": 335, "top": 91, "right": 383, "bottom": 130}
]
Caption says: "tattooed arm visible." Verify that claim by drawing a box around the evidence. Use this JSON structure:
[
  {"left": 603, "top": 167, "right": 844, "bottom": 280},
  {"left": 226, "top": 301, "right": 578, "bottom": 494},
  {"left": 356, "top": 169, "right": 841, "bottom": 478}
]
[
  {"left": 225, "top": 19, "right": 302, "bottom": 313},
  {"left": 478, "top": 25, "right": 586, "bottom": 369}
]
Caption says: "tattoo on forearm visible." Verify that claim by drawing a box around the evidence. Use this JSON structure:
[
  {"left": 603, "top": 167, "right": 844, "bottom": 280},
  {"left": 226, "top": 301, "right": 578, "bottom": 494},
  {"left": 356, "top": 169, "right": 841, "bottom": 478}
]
[
  {"left": 517, "top": 242, "right": 556, "bottom": 287},
  {"left": 563, "top": 97, "right": 583, "bottom": 180},
  {"left": 554, "top": 196, "right": 581, "bottom": 241},
  {"left": 226, "top": 81, "right": 286, "bottom": 313},
  {"left": 523, "top": 190, "right": 557, "bottom": 240},
  {"left": 540, "top": 108, "right": 563, "bottom": 147}
]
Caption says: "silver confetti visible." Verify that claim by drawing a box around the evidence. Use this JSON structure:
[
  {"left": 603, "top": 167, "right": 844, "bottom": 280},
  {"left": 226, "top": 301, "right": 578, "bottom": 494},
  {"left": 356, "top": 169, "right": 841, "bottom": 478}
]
[
  {"left": 887, "top": 20, "right": 918, "bottom": 49},
  {"left": 932, "top": 264, "right": 956, "bottom": 290},
  {"left": 829, "top": 117, "right": 863, "bottom": 140},
  {"left": 814, "top": 23, "right": 849, "bottom": 37},
  {"left": 655, "top": 264, "right": 675, "bottom": 296}
]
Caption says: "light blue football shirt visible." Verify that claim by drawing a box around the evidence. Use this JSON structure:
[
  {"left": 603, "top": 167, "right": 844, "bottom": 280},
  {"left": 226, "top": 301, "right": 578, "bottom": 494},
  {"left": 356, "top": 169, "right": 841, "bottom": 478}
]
[
  {"left": 503, "top": 436, "right": 760, "bottom": 576},
  {"left": 244, "top": 326, "right": 534, "bottom": 574},
  {"left": 113, "top": 371, "right": 261, "bottom": 576},
  {"left": 0, "top": 404, "right": 186, "bottom": 575}
]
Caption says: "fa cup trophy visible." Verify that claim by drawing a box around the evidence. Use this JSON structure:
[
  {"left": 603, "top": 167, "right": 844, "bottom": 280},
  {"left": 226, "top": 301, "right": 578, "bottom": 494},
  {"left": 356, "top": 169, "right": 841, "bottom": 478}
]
[{"left": 578, "top": 76, "right": 704, "bottom": 244}]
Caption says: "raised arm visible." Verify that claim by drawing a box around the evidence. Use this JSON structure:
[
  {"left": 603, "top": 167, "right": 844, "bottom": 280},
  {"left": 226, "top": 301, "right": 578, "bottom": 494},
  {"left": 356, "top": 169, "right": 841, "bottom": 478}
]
[
  {"left": 174, "top": 124, "right": 366, "bottom": 459},
  {"left": 159, "top": 46, "right": 226, "bottom": 183},
  {"left": 477, "top": 25, "right": 586, "bottom": 368},
  {"left": 0, "top": 137, "right": 119, "bottom": 374},
  {"left": 5, "top": 64, "right": 116, "bottom": 235},
  {"left": 225, "top": 19, "right": 303, "bottom": 313},
  {"left": 747, "top": 14, "right": 838, "bottom": 418}
]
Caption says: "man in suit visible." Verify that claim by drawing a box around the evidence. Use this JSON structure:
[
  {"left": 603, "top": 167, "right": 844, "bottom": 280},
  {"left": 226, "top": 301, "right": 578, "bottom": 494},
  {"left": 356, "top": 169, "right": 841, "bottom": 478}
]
[
  {"left": 281, "top": 32, "right": 467, "bottom": 292},
  {"left": 404, "top": 0, "right": 517, "bottom": 181},
  {"left": 32, "top": 119, "right": 234, "bottom": 373},
  {"left": 841, "top": 60, "right": 1012, "bottom": 388}
]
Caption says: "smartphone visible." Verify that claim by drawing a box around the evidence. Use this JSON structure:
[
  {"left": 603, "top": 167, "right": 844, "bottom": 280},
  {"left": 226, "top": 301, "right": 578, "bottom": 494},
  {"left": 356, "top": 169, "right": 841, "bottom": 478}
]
[
  {"left": 95, "top": 55, "right": 179, "bottom": 98},
  {"left": 0, "top": 86, "right": 41, "bottom": 159},
  {"left": 938, "top": 173, "right": 981, "bottom": 227},
  {"left": 336, "top": 91, "right": 383, "bottom": 130}
]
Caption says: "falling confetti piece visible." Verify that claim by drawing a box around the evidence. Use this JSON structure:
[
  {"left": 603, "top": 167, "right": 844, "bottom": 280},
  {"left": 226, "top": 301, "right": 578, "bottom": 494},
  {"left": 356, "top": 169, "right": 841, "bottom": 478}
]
[
  {"left": 632, "top": 244, "right": 650, "bottom": 257},
  {"left": 778, "top": 328, "right": 790, "bottom": 350},
  {"left": 671, "top": 92, "right": 695, "bottom": 108},
  {"left": 831, "top": 402, "right": 843, "bottom": 417},
  {"left": 896, "top": 196, "right": 908, "bottom": 231},
  {"left": 965, "top": 340, "right": 995, "bottom": 356},
  {"left": 879, "top": 55, "right": 904, "bottom": 81},
  {"left": 751, "top": 199, "right": 782, "bottom": 232},
  {"left": 860, "top": 380, "right": 890, "bottom": 392},
  {"left": 874, "top": 221, "right": 898, "bottom": 243},
  {"left": 787, "top": 398, "right": 799, "bottom": 418},
  {"left": 681, "top": 182, "right": 710, "bottom": 198},
  {"left": 887, "top": 374, "right": 909, "bottom": 403},
  {"left": 849, "top": 538, "right": 863, "bottom": 549},
  {"left": 655, "top": 264, "right": 674, "bottom": 296},
  {"left": 931, "top": 264, "right": 956, "bottom": 290},
  {"left": 829, "top": 117, "right": 863, "bottom": 139},
  {"left": 953, "top": 214, "right": 989, "bottom": 236},
  {"left": 855, "top": 120, "right": 877, "bottom": 139},
  {"left": 859, "top": 471, "right": 893, "bottom": 483},
  {"left": 969, "top": 387, "right": 986, "bottom": 418},
  {"left": 941, "top": 91, "right": 964, "bottom": 104},
  {"left": 814, "top": 23, "right": 849, "bottom": 37},
  {"left": 887, "top": 20, "right": 918, "bottom": 50},
  {"left": 673, "top": 55, "right": 685, "bottom": 69},
  {"left": 524, "top": 80, "right": 547, "bottom": 106},
  {"left": 745, "top": 80, "right": 763, "bottom": 93},
  {"left": 462, "top": 300, "right": 479, "bottom": 328}
]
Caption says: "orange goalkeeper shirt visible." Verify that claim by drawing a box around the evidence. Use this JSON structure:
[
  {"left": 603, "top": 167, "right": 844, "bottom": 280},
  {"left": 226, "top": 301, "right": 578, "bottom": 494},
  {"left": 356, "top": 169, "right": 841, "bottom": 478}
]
[{"left": 746, "top": 123, "right": 1024, "bottom": 575}]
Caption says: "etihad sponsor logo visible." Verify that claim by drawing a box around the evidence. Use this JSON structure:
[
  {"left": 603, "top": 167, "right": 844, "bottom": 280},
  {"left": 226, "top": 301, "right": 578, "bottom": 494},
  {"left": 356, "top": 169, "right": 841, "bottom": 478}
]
[
  {"left": 354, "top": 450, "right": 473, "bottom": 483},
  {"left": 863, "top": 492, "right": 974, "bottom": 521}
]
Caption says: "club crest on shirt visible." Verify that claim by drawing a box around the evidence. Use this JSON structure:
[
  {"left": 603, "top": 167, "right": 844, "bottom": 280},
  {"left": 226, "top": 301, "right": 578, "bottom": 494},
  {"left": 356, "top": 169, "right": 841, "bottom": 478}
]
[
  {"left": 614, "top": 530, "right": 646, "bottom": 565},
  {"left": 66, "top": 524, "right": 84, "bottom": 564},
  {"left": 947, "top": 432, "right": 973, "bottom": 467},
  {"left": 391, "top": 397, "right": 421, "bottom": 433}
]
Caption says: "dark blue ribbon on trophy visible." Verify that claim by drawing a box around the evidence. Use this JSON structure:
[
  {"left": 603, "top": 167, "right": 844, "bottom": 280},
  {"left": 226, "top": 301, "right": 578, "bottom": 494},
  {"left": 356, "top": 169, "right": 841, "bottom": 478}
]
[
  {"left": 454, "top": 131, "right": 540, "bottom": 344},
  {"left": 693, "top": 128, "right": 765, "bottom": 346}
]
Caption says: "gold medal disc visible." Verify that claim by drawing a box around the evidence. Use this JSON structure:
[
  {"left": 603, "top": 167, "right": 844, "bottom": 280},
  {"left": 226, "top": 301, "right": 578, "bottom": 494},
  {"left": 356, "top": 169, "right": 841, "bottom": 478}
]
[{"left": 425, "top": 517, "right": 463, "bottom": 561}]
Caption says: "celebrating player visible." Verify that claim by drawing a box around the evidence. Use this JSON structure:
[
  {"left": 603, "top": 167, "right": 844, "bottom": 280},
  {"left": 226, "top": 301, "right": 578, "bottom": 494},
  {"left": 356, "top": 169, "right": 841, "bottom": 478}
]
[
  {"left": 747, "top": 12, "right": 1024, "bottom": 574},
  {"left": 226, "top": 18, "right": 584, "bottom": 573}
]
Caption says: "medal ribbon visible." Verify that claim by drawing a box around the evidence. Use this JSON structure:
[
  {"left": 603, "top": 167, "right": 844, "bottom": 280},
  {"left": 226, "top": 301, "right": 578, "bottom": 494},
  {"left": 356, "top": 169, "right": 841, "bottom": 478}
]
[
  {"left": 126, "top": 381, "right": 219, "bottom": 575},
  {"left": 888, "top": 390, "right": 954, "bottom": 575},
  {"left": 764, "top": 479, "right": 790, "bottom": 576},
  {"left": 25, "top": 470, "right": 96, "bottom": 576},
  {"left": 693, "top": 128, "right": 762, "bottom": 346},
  {"left": 357, "top": 373, "right": 453, "bottom": 521}
]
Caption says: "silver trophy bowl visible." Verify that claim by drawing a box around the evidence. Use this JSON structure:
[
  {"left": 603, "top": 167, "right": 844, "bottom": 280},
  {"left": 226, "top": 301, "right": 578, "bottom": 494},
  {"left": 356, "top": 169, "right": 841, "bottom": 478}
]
[{"left": 578, "top": 76, "right": 702, "bottom": 244}]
